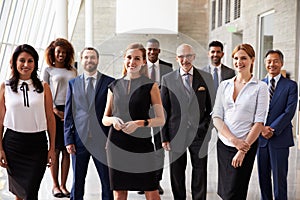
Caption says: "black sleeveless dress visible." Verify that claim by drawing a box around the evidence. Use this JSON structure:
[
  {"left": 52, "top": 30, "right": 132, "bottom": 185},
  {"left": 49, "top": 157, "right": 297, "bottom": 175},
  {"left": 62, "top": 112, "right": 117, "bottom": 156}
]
[{"left": 106, "top": 75, "right": 158, "bottom": 191}]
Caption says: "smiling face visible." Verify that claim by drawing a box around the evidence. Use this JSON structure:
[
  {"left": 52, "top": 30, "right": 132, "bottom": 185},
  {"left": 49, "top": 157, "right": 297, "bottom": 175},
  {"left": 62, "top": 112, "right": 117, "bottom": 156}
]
[
  {"left": 265, "top": 52, "right": 283, "bottom": 77},
  {"left": 54, "top": 46, "right": 67, "bottom": 65},
  {"left": 176, "top": 44, "right": 195, "bottom": 73},
  {"left": 81, "top": 49, "right": 99, "bottom": 74},
  {"left": 16, "top": 52, "right": 35, "bottom": 80},
  {"left": 146, "top": 42, "right": 160, "bottom": 63},
  {"left": 232, "top": 49, "right": 254, "bottom": 74},
  {"left": 124, "top": 49, "right": 145, "bottom": 75},
  {"left": 208, "top": 46, "right": 224, "bottom": 66}
]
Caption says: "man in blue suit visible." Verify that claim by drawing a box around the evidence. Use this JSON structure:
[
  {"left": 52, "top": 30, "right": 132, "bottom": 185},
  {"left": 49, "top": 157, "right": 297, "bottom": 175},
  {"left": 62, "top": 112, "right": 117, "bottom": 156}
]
[
  {"left": 257, "top": 49, "right": 298, "bottom": 200},
  {"left": 64, "top": 47, "right": 114, "bottom": 200}
]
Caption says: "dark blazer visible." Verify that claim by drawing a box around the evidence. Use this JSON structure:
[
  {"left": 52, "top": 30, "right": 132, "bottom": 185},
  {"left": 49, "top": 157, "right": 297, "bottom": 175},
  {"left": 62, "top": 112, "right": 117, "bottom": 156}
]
[
  {"left": 159, "top": 59, "right": 173, "bottom": 81},
  {"left": 259, "top": 76, "right": 298, "bottom": 148},
  {"left": 161, "top": 67, "right": 214, "bottom": 153},
  {"left": 202, "top": 64, "right": 236, "bottom": 81},
  {"left": 257, "top": 75, "right": 297, "bottom": 200}
]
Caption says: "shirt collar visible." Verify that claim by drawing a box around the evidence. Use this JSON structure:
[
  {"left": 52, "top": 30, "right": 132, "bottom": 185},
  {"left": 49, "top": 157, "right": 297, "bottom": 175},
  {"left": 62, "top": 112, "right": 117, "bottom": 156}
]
[
  {"left": 147, "top": 60, "right": 159, "bottom": 68},
  {"left": 268, "top": 74, "right": 281, "bottom": 83},
  {"left": 210, "top": 64, "right": 221, "bottom": 71},
  {"left": 84, "top": 71, "right": 98, "bottom": 80},
  {"left": 180, "top": 67, "right": 193, "bottom": 76}
]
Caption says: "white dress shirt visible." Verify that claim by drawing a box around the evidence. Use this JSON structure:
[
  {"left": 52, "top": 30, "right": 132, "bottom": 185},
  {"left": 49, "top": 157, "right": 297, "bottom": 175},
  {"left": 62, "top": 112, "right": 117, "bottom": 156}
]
[{"left": 212, "top": 76, "right": 269, "bottom": 147}]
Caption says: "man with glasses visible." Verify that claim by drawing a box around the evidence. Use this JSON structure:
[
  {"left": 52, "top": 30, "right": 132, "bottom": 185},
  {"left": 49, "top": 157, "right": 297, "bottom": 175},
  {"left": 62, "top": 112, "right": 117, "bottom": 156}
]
[{"left": 161, "top": 44, "right": 214, "bottom": 200}]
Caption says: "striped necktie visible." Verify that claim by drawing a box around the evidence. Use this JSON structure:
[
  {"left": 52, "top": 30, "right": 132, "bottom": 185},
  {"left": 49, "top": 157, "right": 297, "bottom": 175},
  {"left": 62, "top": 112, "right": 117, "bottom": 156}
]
[
  {"left": 269, "top": 78, "right": 275, "bottom": 102},
  {"left": 183, "top": 73, "right": 192, "bottom": 95}
]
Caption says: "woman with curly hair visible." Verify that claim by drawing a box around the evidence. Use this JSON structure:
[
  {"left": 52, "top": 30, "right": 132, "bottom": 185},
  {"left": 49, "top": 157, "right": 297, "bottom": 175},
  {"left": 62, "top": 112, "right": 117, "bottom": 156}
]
[{"left": 43, "top": 38, "right": 77, "bottom": 198}]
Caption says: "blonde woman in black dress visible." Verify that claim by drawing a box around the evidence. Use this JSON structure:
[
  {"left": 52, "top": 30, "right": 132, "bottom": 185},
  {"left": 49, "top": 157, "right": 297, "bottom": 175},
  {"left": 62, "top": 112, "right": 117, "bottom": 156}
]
[
  {"left": 0, "top": 44, "right": 56, "bottom": 200},
  {"left": 102, "top": 43, "right": 165, "bottom": 200}
]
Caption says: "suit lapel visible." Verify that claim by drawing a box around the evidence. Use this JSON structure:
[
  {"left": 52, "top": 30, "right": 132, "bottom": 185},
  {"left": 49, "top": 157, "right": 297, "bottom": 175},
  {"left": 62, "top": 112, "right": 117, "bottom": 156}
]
[
  {"left": 174, "top": 69, "right": 190, "bottom": 101},
  {"left": 74, "top": 74, "right": 89, "bottom": 109},
  {"left": 192, "top": 68, "right": 204, "bottom": 92}
]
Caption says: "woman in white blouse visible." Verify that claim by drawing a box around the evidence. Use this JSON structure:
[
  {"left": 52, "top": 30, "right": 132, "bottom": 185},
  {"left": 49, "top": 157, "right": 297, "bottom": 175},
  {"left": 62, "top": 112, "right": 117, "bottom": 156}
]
[
  {"left": 212, "top": 43, "right": 268, "bottom": 200},
  {"left": 0, "top": 44, "right": 56, "bottom": 200}
]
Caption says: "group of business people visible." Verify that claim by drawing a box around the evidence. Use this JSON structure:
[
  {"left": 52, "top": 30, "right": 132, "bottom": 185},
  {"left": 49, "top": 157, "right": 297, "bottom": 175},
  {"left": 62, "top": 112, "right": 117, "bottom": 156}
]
[{"left": 0, "top": 38, "right": 297, "bottom": 200}]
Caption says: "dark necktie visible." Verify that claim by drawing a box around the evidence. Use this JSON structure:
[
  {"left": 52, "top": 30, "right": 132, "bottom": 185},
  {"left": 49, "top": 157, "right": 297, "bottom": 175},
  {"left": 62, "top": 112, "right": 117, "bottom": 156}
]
[
  {"left": 151, "top": 64, "right": 156, "bottom": 82},
  {"left": 213, "top": 67, "right": 219, "bottom": 91},
  {"left": 183, "top": 73, "right": 192, "bottom": 95},
  {"left": 269, "top": 78, "right": 275, "bottom": 102},
  {"left": 86, "top": 77, "right": 95, "bottom": 105}
]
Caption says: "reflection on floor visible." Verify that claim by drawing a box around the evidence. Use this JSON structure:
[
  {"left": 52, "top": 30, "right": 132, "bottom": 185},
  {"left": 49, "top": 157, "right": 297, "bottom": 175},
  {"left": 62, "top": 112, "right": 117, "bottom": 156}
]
[{"left": 0, "top": 134, "right": 299, "bottom": 200}]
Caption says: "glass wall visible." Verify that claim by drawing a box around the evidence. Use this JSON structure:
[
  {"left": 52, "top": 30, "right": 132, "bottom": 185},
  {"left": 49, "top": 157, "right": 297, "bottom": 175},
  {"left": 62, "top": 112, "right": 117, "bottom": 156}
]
[{"left": 0, "top": 0, "right": 80, "bottom": 81}]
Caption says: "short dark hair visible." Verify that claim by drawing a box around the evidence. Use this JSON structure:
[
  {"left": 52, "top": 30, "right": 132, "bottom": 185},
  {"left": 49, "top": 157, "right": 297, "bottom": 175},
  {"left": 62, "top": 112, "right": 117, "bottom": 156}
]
[
  {"left": 209, "top": 40, "right": 224, "bottom": 51},
  {"left": 264, "top": 49, "right": 284, "bottom": 63},
  {"left": 80, "top": 47, "right": 100, "bottom": 59},
  {"left": 147, "top": 38, "right": 160, "bottom": 47}
]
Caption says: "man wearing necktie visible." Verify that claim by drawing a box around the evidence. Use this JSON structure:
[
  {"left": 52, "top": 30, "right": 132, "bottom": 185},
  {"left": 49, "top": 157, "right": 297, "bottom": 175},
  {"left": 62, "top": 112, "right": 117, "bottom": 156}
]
[
  {"left": 137, "top": 38, "right": 173, "bottom": 195},
  {"left": 161, "top": 44, "right": 214, "bottom": 200},
  {"left": 258, "top": 49, "right": 298, "bottom": 200},
  {"left": 64, "top": 47, "right": 114, "bottom": 200},
  {"left": 202, "top": 40, "right": 235, "bottom": 93}
]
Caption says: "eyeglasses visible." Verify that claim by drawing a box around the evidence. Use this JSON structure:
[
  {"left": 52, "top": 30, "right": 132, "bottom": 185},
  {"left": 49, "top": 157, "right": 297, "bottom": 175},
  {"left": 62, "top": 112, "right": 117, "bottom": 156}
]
[{"left": 177, "top": 54, "right": 195, "bottom": 60}]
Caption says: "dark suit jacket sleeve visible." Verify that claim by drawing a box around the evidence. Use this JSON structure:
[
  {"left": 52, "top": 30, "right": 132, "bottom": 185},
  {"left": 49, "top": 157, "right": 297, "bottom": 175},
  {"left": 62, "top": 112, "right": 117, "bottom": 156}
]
[
  {"left": 270, "top": 80, "right": 298, "bottom": 136},
  {"left": 64, "top": 79, "right": 75, "bottom": 146},
  {"left": 198, "top": 70, "right": 214, "bottom": 133},
  {"left": 160, "top": 76, "right": 171, "bottom": 142}
]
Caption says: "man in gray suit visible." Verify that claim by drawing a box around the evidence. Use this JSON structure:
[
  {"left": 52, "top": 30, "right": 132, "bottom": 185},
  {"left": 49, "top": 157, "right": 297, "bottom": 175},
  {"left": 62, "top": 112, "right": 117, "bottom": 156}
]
[
  {"left": 202, "top": 40, "right": 235, "bottom": 92},
  {"left": 137, "top": 38, "right": 173, "bottom": 195}
]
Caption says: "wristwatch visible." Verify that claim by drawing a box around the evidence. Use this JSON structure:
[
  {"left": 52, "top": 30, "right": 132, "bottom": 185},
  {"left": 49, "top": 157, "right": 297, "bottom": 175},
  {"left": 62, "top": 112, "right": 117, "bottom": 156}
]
[{"left": 144, "top": 119, "right": 149, "bottom": 127}]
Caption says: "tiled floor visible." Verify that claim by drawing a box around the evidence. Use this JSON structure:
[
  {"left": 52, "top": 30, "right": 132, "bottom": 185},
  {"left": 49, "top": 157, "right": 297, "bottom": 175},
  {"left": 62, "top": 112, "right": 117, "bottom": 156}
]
[{"left": 0, "top": 133, "right": 299, "bottom": 200}]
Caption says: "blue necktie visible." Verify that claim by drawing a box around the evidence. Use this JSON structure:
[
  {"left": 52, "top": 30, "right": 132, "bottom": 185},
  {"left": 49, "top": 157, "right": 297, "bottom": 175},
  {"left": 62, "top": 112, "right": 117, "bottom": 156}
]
[
  {"left": 213, "top": 67, "right": 219, "bottom": 91},
  {"left": 86, "top": 77, "right": 95, "bottom": 105}
]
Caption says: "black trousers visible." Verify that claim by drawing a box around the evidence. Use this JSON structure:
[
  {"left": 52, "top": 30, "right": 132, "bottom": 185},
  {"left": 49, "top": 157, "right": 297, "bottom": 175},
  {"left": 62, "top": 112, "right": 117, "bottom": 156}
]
[
  {"left": 169, "top": 137, "right": 207, "bottom": 200},
  {"left": 217, "top": 139, "right": 258, "bottom": 200}
]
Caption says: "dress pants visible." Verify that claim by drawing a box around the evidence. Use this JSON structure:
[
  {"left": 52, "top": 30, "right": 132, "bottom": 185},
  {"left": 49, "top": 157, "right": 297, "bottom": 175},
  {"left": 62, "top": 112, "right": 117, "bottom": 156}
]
[
  {"left": 169, "top": 137, "right": 207, "bottom": 200},
  {"left": 257, "top": 144, "right": 289, "bottom": 200},
  {"left": 70, "top": 140, "right": 113, "bottom": 200}
]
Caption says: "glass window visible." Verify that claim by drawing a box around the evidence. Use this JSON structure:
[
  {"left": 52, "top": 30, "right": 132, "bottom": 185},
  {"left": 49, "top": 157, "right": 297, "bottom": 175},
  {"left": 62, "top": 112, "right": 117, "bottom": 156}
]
[
  {"left": 234, "top": 0, "right": 240, "bottom": 19},
  {"left": 258, "top": 11, "right": 274, "bottom": 79},
  {"left": 211, "top": 0, "right": 216, "bottom": 30},
  {"left": 225, "top": 0, "right": 230, "bottom": 23},
  {"left": 218, "top": 0, "right": 223, "bottom": 27}
]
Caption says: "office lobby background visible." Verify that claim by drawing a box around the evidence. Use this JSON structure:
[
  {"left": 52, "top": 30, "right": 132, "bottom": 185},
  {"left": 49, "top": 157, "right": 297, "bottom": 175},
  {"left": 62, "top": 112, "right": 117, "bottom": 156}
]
[{"left": 0, "top": 0, "right": 300, "bottom": 199}]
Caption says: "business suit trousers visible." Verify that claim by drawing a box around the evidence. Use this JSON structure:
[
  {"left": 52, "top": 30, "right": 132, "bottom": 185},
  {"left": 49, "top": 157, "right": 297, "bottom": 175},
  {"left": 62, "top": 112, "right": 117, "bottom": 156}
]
[
  {"left": 257, "top": 144, "right": 289, "bottom": 200},
  {"left": 169, "top": 138, "right": 207, "bottom": 200},
  {"left": 70, "top": 143, "right": 113, "bottom": 200},
  {"left": 217, "top": 139, "right": 258, "bottom": 200}
]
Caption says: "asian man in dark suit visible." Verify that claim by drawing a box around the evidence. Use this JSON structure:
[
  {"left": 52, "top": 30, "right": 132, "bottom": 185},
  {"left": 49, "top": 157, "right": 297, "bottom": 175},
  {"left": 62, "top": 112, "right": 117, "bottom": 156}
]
[
  {"left": 161, "top": 44, "right": 214, "bottom": 200},
  {"left": 257, "top": 49, "right": 298, "bottom": 200},
  {"left": 202, "top": 40, "right": 235, "bottom": 92},
  {"left": 64, "top": 47, "right": 114, "bottom": 200},
  {"left": 136, "top": 38, "right": 173, "bottom": 195}
]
